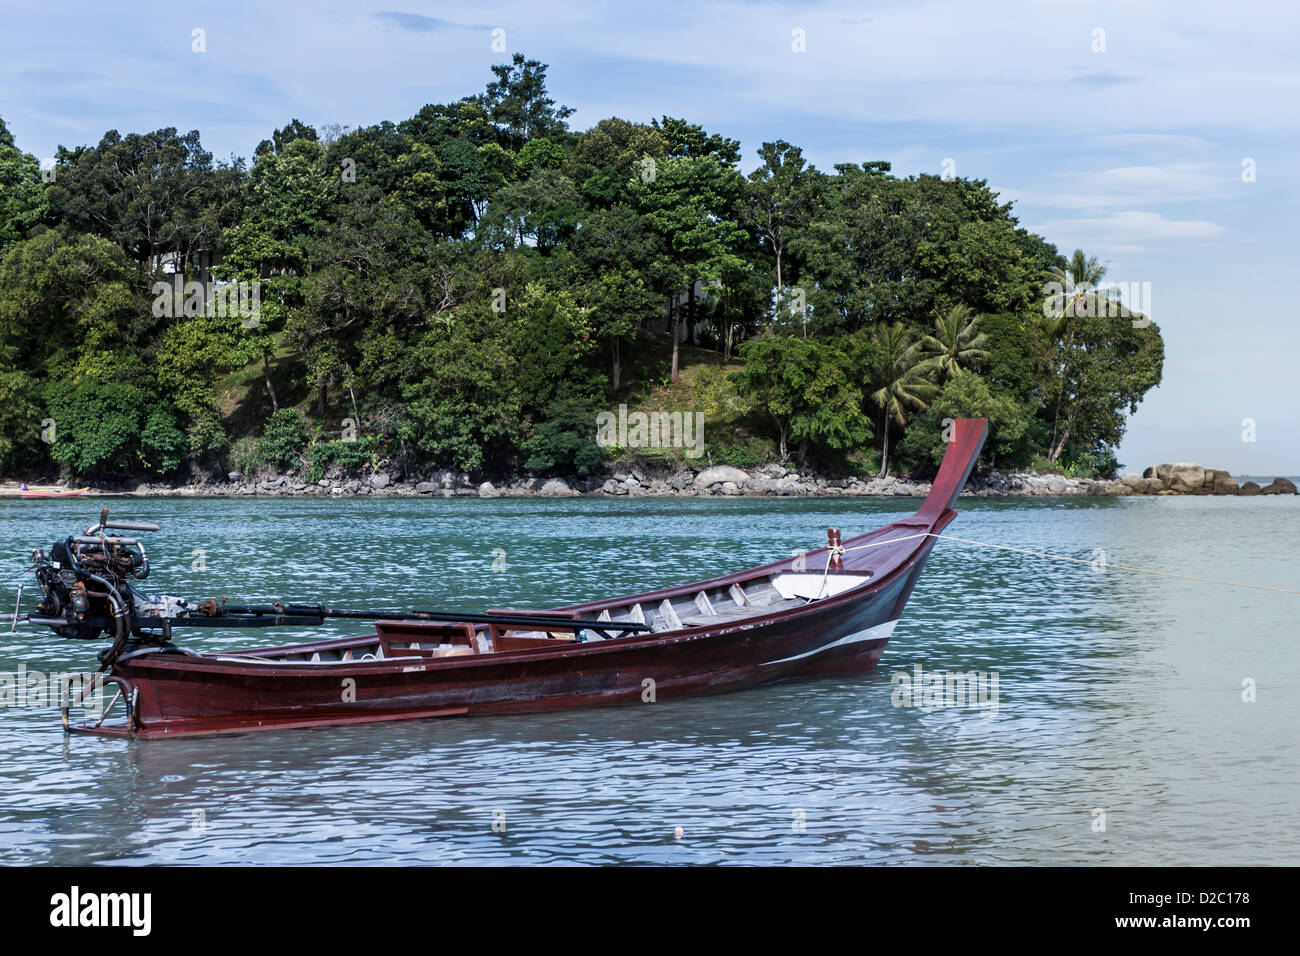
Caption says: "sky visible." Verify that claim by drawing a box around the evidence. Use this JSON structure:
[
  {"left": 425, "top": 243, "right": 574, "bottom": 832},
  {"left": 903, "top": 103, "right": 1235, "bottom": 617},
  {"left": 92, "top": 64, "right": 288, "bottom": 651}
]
[{"left": 1, "top": 0, "right": 1296, "bottom": 473}]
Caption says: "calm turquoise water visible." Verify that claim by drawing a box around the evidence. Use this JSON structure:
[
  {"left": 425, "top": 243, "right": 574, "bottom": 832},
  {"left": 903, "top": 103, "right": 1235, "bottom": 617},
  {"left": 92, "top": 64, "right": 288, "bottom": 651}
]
[{"left": 0, "top": 494, "right": 1296, "bottom": 865}]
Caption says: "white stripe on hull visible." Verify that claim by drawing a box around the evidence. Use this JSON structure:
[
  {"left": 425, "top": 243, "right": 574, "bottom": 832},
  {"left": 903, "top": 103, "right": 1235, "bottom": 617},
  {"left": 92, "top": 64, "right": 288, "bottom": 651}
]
[{"left": 761, "top": 619, "right": 897, "bottom": 666}]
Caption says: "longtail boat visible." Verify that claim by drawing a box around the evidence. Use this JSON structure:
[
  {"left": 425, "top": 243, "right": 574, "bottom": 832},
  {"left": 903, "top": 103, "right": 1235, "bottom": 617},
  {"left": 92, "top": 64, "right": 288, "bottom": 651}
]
[
  {"left": 19, "top": 486, "right": 90, "bottom": 499},
  {"left": 16, "top": 419, "right": 988, "bottom": 739}
]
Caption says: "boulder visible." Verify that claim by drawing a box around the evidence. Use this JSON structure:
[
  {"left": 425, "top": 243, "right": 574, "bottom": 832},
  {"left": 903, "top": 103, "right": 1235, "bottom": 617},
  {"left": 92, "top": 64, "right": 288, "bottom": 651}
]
[
  {"left": 694, "top": 465, "right": 750, "bottom": 488},
  {"left": 1261, "top": 477, "right": 1298, "bottom": 495},
  {"left": 1046, "top": 476, "right": 1067, "bottom": 495},
  {"left": 1120, "top": 473, "right": 1144, "bottom": 488},
  {"left": 538, "top": 478, "right": 579, "bottom": 497},
  {"left": 414, "top": 481, "right": 438, "bottom": 494},
  {"left": 369, "top": 473, "right": 391, "bottom": 490},
  {"left": 1156, "top": 463, "right": 1205, "bottom": 494},
  {"left": 478, "top": 481, "right": 499, "bottom": 498},
  {"left": 666, "top": 472, "right": 692, "bottom": 491},
  {"left": 227, "top": 471, "right": 243, "bottom": 483},
  {"left": 1207, "top": 470, "right": 1239, "bottom": 495},
  {"left": 1239, "top": 481, "right": 1262, "bottom": 496}
]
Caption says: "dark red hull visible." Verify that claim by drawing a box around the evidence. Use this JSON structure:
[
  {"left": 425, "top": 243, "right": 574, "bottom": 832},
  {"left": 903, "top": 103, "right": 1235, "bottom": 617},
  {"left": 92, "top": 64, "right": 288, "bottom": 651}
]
[{"left": 76, "top": 420, "right": 989, "bottom": 739}]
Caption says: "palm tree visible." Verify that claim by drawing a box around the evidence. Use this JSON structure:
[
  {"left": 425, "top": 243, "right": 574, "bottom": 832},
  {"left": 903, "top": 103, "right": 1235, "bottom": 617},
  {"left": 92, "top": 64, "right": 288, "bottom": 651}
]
[
  {"left": 1041, "top": 249, "right": 1117, "bottom": 337},
  {"left": 918, "top": 304, "right": 989, "bottom": 380},
  {"left": 869, "top": 322, "right": 939, "bottom": 476},
  {"left": 1041, "top": 249, "right": 1118, "bottom": 459}
]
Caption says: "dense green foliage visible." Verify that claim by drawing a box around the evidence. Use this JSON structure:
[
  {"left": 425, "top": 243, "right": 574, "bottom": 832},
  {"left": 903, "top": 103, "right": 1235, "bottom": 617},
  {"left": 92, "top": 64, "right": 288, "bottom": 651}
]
[{"left": 0, "top": 58, "right": 1163, "bottom": 482}]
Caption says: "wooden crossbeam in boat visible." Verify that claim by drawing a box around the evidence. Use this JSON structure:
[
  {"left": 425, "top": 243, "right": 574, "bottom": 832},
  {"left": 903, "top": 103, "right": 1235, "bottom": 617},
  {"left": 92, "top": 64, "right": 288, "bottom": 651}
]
[
  {"left": 656, "top": 599, "right": 682, "bottom": 631},
  {"left": 729, "top": 583, "right": 750, "bottom": 607},
  {"left": 694, "top": 591, "right": 716, "bottom": 616},
  {"left": 627, "top": 603, "right": 645, "bottom": 625}
]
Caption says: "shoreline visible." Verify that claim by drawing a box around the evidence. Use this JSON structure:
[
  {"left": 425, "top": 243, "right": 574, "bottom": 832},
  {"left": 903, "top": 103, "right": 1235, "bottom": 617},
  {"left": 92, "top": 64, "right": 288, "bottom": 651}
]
[{"left": 4, "top": 463, "right": 1296, "bottom": 500}]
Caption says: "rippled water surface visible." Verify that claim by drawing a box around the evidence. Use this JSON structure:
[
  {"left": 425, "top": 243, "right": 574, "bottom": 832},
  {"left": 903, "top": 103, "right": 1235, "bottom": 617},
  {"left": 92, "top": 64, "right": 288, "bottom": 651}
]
[{"left": 0, "top": 494, "right": 1296, "bottom": 865}]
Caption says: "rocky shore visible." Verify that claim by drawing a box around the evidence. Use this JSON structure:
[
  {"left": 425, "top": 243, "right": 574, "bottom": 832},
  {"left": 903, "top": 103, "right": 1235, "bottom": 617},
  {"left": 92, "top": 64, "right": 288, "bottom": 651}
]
[{"left": 5, "top": 461, "right": 1295, "bottom": 499}]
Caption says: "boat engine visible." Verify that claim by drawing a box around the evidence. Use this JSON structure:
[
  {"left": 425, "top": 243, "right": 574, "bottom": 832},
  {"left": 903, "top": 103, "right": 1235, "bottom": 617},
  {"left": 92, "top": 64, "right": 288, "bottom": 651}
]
[
  {"left": 18, "top": 508, "right": 654, "bottom": 671},
  {"left": 26, "top": 508, "right": 190, "bottom": 657}
]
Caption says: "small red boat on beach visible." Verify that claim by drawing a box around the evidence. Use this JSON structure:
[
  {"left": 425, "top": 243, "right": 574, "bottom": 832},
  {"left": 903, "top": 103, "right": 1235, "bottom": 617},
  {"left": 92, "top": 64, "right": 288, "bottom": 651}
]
[{"left": 18, "top": 419, "right": 988, "bottom": 739}]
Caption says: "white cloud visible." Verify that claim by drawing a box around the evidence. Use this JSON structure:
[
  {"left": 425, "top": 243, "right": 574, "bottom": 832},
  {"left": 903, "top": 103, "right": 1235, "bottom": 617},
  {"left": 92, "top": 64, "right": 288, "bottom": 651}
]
[{"left": 1026, "top": 210, "right": 1227, "bottom": 253}]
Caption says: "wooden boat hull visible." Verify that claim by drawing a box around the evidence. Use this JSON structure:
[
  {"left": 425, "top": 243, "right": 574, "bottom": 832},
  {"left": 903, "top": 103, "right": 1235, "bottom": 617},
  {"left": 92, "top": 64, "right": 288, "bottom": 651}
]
[{"left": 72, "top": 420, "right": 988, "bottom": 739}]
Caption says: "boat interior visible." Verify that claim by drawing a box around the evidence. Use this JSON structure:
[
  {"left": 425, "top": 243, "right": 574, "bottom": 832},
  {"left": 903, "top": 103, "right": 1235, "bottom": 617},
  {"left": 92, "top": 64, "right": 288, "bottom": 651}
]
[{"left": 220, "top": 568, "right": 876, "bottom": 665}]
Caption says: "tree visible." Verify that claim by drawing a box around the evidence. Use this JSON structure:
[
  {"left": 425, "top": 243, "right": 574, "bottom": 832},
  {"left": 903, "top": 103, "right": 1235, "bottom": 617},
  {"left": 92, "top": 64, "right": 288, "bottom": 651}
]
[
  {"left": 866, "top": 322, "right": 939, "bottom": 475},
  {"left": 634, "top": 155, "right": 748, "bottom": 380},
  {"left": 566, "top": 117, "right": 666, "bottom": 207},
  {"left": 652, "top": 117, "right": 741, "bottom": 165},
  {"left": 1041, "top": 312, "right": 1164, "bottom": 464},
  {"left": 1041, "top": 249, "right": 1116, "bottom": 335},
  {"left": 48, "top": 128, "right": 242, "bottom": 275},
  {"left": 476, "top": 168, "right": 581, "bottom": 252},
  {"left": 558, "top": 204, "right": 666, "bottom": 390},
  {"left": 744, "top": 140, "right": 820, "bottom": 330},
  {"left": 255, "top": 118, "right": 319, "bottom": 159},
  {"left": 896, "top": 372, "right": 1031, "bottom": 471},
  {"left": 479, "top": 54, "right": 575, "bottom": 152},
  {"left": 1040, "top": 249, "right": 1128, "bottom": 460},
  {"left": 398, "top": 302, "right": 521, "bottom": 472},
  {"left": 917, "top": 304, "right": 989, "bottom": 380},
  {"left": 0, "top": 116, "right": 46, "bottom": 259},
  {"left": 734, "top": 336, "right": 872, "bottom": 465}
]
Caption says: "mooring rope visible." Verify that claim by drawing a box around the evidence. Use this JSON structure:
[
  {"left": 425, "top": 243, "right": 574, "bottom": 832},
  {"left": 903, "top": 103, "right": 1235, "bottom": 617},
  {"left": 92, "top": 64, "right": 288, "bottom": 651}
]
[{"left": 811, "top": 531, "right": 1300, "bottom": 598}]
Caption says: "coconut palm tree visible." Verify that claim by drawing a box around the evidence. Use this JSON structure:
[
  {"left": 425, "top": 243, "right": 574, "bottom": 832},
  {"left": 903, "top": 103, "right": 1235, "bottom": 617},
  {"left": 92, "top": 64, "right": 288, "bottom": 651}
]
[
  {"left": 868, "top": 322, "right": 939, "bottom": 476},
  {"left": 918, "top": 304, "right": 989, "bottom": 380},
  {"left": 1041, "top": 249, "right": 1119, "bottom": 459},
  {"left": 1041, "top": 249, "right": 1118, "bottom": 336}
]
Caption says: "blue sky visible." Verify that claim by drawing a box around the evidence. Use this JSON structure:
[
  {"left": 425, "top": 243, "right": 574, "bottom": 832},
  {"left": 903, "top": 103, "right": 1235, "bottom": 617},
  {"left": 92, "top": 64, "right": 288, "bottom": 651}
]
[{"left": 2, "top": 0, "right": 1296, "bottom": 473}]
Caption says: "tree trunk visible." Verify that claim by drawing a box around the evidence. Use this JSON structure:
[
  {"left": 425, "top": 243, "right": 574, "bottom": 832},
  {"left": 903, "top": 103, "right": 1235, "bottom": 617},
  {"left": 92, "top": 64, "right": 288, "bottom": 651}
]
[
  {"left": 263, "top": 353, "right": 279, "bottom": 413},
  {"left": 775, "top": 248, "right": 783, "bottom": 314},
  {"left": 878, "top": 412, "right": 890, "bottom": 477},
  {"left": 776, "top": 418, "right": 788, "bottom": 462},
  {"left": 670, "top": 295, "right": 681, "bottom": 383},
  {"left": 611, "top": 338, "right": 622, "bottom": 391},
  {"left": 1049, "top": 426, "right": 1070, "bottom": 462},
  {"left": 721, "top": 288, "right": 733, "bottom": 363},
  {"left": 317, "top": 377, "right": 327, "bottom": 416},
  {"left": 1047, "top": 327, "right": 1075, "bottom": 458},
  {"left": 687, "top": 279, "right": 697, "bottom": 347}
]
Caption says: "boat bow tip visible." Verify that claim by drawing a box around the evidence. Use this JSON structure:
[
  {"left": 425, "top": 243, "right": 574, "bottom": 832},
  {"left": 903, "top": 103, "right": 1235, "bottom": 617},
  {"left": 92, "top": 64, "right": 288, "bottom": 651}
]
[{"left": 914, "top": 417, "right": 988, "bottom": 521}]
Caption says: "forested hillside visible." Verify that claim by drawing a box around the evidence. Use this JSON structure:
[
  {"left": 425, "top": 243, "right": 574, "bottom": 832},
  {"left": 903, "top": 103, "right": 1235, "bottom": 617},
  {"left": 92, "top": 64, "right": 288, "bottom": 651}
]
[{"left": 0, "top": 55, "right": 1163, "bottom": 484}]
